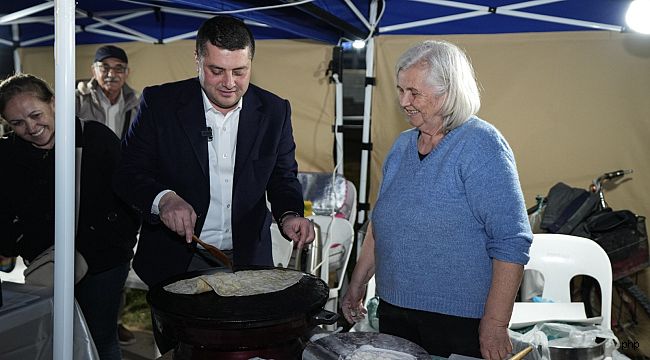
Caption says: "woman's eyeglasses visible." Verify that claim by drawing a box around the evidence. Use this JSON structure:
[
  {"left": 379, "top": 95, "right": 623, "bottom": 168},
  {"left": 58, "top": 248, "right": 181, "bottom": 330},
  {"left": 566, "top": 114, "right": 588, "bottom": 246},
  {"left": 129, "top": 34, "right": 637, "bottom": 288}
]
[{"left": 94, "top": 63, "right": 128, "bottom": 74}]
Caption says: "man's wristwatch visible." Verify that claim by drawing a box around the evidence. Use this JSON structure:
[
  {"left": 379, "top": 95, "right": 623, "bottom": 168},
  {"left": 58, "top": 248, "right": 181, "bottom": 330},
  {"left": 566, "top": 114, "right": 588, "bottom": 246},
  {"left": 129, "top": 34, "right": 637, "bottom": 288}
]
[{"left": 279, "top": 211, "right": 301, "bottom": 228}]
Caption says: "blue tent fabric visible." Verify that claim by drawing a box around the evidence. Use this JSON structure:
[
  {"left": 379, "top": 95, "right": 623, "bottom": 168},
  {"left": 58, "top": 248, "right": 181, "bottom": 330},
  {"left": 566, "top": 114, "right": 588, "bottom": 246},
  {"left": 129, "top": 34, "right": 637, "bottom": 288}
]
[
  {"left": 378, "top": 0, "right": 628, "bottom": 35},
  {"left": 0, "top": 1, "right": 631, "bottom": 48},
  {"left": 0, "top": 0, "right": 369, "bottom": 46}
]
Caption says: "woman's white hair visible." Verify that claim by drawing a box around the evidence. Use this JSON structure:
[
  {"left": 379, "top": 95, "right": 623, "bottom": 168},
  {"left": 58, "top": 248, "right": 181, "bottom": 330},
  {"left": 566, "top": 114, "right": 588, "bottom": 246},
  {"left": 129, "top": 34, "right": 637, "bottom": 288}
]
[{"left": 395, "top": 40, "right": 480, "bottom": 132}]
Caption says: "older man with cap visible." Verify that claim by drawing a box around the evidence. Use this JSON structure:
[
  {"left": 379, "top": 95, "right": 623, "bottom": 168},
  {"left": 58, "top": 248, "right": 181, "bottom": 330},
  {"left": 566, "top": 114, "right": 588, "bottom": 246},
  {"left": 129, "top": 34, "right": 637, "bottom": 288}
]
[
  {"left": 77, "top": 44, "right": 140, "bottom": 348},
  {"left": 76, "top": 44, "right": 139, "bottom": 139}
]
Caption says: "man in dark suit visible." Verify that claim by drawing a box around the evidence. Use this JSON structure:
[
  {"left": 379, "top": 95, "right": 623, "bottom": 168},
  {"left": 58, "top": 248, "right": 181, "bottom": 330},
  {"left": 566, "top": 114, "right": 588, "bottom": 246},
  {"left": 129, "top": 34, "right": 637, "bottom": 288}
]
[{"left": 113, "top": 15, "right": 314, "bottom": 290}]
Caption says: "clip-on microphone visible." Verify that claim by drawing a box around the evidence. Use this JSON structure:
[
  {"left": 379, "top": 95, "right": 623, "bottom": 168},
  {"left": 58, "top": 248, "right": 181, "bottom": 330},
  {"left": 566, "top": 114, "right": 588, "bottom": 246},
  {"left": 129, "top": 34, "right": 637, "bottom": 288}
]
[{"left": 201, "top": 127, "right": 213, "bottom": 142}]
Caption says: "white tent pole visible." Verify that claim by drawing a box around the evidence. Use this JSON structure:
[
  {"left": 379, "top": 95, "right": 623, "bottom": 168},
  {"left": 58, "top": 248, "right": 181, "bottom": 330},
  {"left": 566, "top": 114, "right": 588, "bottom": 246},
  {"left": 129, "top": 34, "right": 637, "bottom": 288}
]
[
  {"left": 53, "top": 0, "right": 76, "bottom": 358},
  {"left": 76, "top": 9, "right": 158, "bottom": 43},
  {"left": 4, "top": 16, "right": 55, "bottom": 25},
  {"left": 0, "top": 2, "right": 54, "bottom": 25},
  {"left": 0, "top": 38, "right": 12, "bottom": 46},
  {"left": 84, "top": 10, "right": 153, "bottom": 30},
  {"left": 343, "top": 0, "right": 372, "bottom": 31},
  {"left": 380, "top": 10, "right": 487, "bottom": 33},
  {"left": 357, "top": 1, "right": 378, "bottom": 231},
  {"left": 20, "top": 34, "right": 55, "bottom": 47},
  {"left": 83, "top": 27, "right": 155, "bottom": 43},
  {"left": 498, "top": 10, "right": 623, "bottom": 31},
  {"left": 412, "top": 0, "right": 562, "bottom": 10},
  {"left": 163, "top": 31, "right": 199, "bottom": 44},
  {"left": 333, "top": 73, "right": 344, "bottom": 175},
  {"left": 11, "top": 24, "right": 21, "bottom": 72}
]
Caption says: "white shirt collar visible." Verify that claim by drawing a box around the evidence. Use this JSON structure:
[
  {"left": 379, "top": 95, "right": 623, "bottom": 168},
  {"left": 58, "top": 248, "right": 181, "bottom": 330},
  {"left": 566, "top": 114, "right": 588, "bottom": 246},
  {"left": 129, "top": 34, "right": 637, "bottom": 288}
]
[{"left": 200, "top": 90, "right": 243, "bottom": 116}]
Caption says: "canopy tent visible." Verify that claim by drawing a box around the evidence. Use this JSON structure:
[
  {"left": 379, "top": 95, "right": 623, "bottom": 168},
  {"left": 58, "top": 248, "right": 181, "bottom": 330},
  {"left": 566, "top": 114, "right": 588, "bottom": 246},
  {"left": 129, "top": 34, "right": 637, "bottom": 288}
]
[{"left": 1, "top": 2, "right": 649, "bottom": 358}]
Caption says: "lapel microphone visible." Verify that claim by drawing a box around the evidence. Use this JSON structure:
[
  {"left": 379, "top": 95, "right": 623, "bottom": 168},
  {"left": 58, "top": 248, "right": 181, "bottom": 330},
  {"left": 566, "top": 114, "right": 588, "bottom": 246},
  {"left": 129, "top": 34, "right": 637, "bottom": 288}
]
[{"left": 201, "top": 127, "right": 213, "bottom": 142}]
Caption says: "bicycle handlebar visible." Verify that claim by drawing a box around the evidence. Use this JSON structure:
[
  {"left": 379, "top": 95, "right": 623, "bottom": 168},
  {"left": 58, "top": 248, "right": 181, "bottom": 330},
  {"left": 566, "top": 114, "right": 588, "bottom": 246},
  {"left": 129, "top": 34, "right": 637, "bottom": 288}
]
[
  {"left": 594, "top": 169, "right": 633, "bottom": 188},
  {"left": 603, "top": 169, "right": 633, "bottom": 181}
]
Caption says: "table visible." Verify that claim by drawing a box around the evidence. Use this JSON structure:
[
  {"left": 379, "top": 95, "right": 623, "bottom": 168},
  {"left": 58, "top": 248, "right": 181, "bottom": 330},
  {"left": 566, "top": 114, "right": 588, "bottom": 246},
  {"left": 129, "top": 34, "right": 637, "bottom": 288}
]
[{"left": 0, "top": 281, "right": 99, "bottom": 360}]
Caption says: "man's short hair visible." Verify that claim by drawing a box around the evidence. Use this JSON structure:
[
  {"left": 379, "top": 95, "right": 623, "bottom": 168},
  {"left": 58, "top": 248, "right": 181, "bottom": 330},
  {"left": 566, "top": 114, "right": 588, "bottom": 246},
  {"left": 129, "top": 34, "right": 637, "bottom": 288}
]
[
  {"left": 196, "top": 15, "right": 255, "bottom": 59},
  {"left": 94, "top": 45, "right": 128, "bottom": 63}
]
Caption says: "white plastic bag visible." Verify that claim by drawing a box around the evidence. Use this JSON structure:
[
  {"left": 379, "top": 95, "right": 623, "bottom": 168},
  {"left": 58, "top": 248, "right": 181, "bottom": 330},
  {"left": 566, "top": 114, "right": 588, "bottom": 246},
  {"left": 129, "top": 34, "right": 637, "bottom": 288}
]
[{"left": 509, "top": 322, "right": 624, "bottom": 360}]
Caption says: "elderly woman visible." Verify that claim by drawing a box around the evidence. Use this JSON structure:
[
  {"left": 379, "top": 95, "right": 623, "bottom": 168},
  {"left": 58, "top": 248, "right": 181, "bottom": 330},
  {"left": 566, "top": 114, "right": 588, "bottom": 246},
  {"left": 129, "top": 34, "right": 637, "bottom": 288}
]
[
  {"left": 0, "top": 74, "right": 139, "bottom": 360},
  {"left": 341, "top": 40, "right": 532, "bottom": 359}
]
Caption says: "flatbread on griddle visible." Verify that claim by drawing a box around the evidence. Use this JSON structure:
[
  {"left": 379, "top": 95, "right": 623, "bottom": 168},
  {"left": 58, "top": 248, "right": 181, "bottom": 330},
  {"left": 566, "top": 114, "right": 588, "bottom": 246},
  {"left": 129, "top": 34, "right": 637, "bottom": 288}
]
[
  {"left": 163, "top": 269, "right": 304, "bottom": 297},
  {"left": 163, "top": 277, "right": 212, "bottom": 294}
]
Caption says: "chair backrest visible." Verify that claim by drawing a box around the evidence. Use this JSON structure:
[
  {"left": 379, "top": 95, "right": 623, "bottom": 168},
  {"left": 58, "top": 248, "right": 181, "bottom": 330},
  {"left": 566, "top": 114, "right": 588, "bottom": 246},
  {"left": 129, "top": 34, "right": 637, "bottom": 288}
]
[
  {"left": 309, "top": 215, "right": 355, "bottom": 289},
  {"left": 526, "top": 233, "right": 612, "bottom": 328},
  {"left": 344, "top": 180, "right": 357, "bottom": 225},
  {"left": 270, "top": 223, "right": 294, "bottom": 268}
]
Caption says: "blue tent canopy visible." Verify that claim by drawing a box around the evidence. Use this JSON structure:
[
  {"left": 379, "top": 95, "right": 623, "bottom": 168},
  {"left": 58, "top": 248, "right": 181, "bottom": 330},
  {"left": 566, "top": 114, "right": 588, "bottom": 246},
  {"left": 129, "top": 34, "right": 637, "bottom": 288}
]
[
  {"left": 378, "top": 0, "right": 627, "bottom": 35},
  {"left": 0, "top": 0, "right": 369, "bottom": 47},
  {"left": 0, "top": 1, "right": 631, "bottom": 48}
]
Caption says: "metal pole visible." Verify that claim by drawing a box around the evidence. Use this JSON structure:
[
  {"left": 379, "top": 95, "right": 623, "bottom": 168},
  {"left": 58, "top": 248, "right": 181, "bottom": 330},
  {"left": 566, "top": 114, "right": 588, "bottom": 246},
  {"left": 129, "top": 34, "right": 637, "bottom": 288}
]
[
  {"left": 11, "top": 24, "right": 20, "bottom": 73},
  {"left": 357, "top": 1, "right": 377, "bottom": 228},
  {"left": 333, "top": 73, "right": 344, "bottom": 175},
  {"left": 53, "top": 0, "right": 76, "bottom": 358}
]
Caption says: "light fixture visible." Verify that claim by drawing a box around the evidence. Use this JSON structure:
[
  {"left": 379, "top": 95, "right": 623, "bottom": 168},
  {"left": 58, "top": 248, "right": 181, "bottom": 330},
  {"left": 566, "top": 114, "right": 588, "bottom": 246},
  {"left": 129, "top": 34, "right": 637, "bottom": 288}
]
[
  {"left": 352, "top": 40, "right": 366, "bottom": 49},
  {"left": 626, "top": 0, "right": 650, "bottom": 34}
]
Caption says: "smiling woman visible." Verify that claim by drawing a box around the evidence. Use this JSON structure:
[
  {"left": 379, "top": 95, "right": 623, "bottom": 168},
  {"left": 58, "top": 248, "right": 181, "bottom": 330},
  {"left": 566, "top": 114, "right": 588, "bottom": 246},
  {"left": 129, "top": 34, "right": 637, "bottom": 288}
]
[
  {"left": 0, "top": 73, "right": 140, "bottom": 360},
  {"left": 0, "top": 78, "right": 55, "bottom": 149},
  {"left": 341, "top": 40, "right": 532, "bottom": 360}
]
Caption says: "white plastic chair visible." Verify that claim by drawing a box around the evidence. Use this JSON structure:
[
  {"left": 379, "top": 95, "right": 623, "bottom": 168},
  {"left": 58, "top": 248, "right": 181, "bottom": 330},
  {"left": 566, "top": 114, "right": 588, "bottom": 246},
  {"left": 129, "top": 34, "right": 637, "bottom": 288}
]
[
  {"left": 344, "top": 180, "right": 357, "bottom": 226},
  {"left": 0, "top": 256, "right": 26, "bottom": 284},
  {"left": 308, "top": 215, "right": 355, "bottom": 330},
  {"left": 517, "top": 233, "right": 613, "bottom": 329},
  {"left": 270, "top": 223, "right": 294, "bottom": 268}
]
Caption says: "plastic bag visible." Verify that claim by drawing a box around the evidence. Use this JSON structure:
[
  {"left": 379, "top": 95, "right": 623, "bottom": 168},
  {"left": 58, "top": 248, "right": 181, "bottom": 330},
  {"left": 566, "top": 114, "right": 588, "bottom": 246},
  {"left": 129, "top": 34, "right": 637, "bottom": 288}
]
[
  {"left": 366, "top": 296, "right": 379, "bottom": 330},
  {"left": 528, "top": 195, "right": 547, "bottom": 234},
  {"left": 509, "top": 322, "right": 622, "bottom": 360}
]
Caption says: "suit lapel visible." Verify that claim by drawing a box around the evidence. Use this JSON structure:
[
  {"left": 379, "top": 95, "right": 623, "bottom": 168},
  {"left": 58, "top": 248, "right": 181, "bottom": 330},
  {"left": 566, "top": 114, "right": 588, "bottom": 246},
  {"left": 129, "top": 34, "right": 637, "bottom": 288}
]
[
  {"left": 234, "top": 89, "right": 263, "bottom": 182},
  {"left": 178, "top": 80, "right": 209, "bottom": 178}
]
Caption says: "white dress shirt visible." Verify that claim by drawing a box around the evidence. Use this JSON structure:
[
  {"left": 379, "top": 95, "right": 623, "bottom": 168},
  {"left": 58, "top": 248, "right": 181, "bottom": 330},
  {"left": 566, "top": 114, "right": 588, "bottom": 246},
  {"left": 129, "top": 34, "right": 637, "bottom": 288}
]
[
  {"left": 98, "top": 89, "right": 124, "bottom": 134},
  {"left": 200, "top": 91, "right": 241, "bottom": 250},
  {"left": 151, "top": 90, "right": 241, "bottom": 250}
]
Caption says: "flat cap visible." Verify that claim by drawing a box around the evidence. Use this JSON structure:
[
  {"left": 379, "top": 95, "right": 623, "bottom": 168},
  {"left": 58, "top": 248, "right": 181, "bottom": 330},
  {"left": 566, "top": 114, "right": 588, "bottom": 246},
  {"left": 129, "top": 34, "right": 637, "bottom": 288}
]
[{"left": 94, "top": 45, "right": 128, "bottom": 63}]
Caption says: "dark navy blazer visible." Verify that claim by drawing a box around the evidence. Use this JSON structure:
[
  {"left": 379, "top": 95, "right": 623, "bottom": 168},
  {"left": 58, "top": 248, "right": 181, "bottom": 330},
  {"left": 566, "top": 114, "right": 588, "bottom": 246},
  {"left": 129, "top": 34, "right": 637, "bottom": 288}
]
[{"left": 113, "top": 78, "right": 303, "bottom": 286}]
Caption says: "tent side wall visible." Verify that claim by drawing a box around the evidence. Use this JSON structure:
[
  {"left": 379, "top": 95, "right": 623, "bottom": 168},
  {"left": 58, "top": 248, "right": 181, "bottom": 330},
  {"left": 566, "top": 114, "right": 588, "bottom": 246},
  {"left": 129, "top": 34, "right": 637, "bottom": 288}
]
[
  {"left": 17, "top": 39, "right": 334, "bottom": 173},
  {"left": 371, "top": 31, "right": 650, "bottom": 218}
]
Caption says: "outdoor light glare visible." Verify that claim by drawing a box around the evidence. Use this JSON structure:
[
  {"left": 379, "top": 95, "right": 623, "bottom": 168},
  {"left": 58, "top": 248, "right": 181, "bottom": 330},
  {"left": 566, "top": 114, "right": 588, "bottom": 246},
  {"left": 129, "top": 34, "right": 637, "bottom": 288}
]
[
  {"left": 626, "top": 0, "right": 650, "bottom": 34},
  {"left": 352, "top": 40, "right": 366, "bottom": 49}
]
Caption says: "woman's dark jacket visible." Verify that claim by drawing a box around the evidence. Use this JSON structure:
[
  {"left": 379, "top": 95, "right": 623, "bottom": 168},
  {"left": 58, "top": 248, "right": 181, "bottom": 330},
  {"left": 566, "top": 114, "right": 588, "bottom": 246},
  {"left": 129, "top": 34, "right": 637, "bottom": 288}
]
[{"left": 0, "top": 118, "right": 139, "bottom": 274}]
